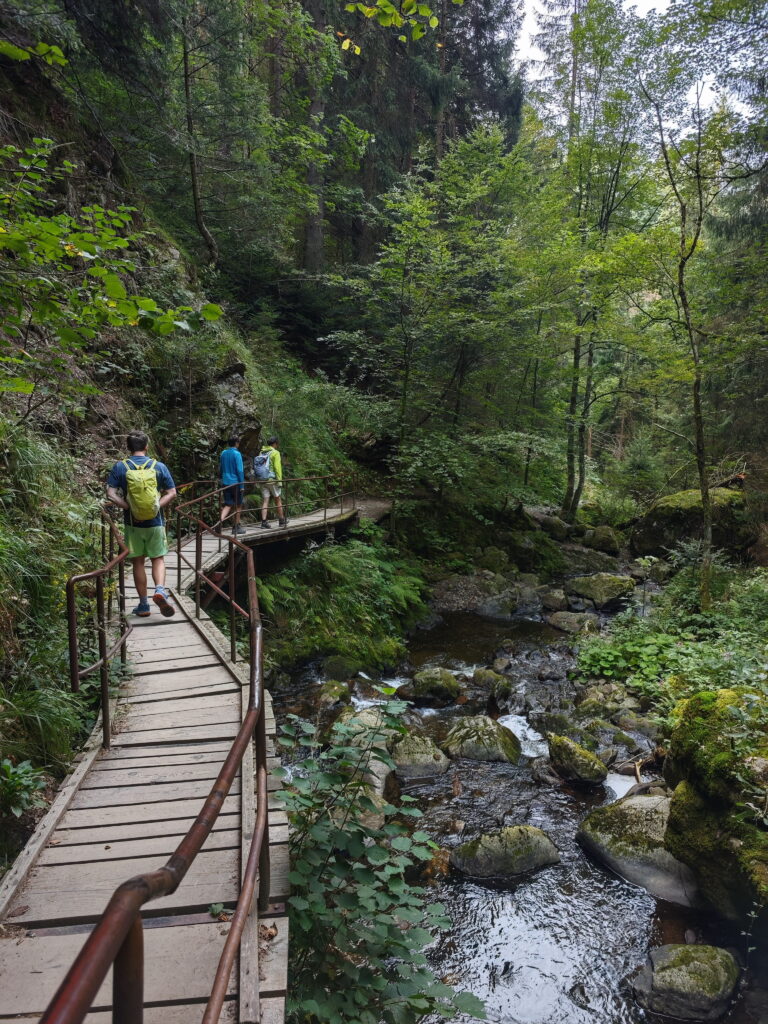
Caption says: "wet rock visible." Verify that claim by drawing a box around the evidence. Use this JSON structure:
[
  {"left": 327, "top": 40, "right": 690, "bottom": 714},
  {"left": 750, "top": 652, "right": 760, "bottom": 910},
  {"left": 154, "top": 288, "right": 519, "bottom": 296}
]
[
  {"left": 392, "top": 734, "right": 450, "bottom": 779},
  {"left": 541, "top": 587, "right": 568, "bottom": 611},
  {"left": 632, "top": 945, "right": 740, "bottom": 1021},
  {"left": 398, "top": 666, "right": 460, "bottom": 707},
  {"left": 443, "top": 715, "right": 521, "bottom": 762},
  {"left": 566, "top": 573, "right": 635, "bottom": 609},
  {"left": 450, "top": 825, "right": 560, "bottom": 877},
  {"left": 547, "top": 611, "right": 599, "bottom": 634},
  {"left": 317, "top": 679, "right": 351, "bottom": 707},
  {"left": 585, "top": 525, "right": 621, "bottom": 554},
  {"left": 477, "top": 545, "right": 510, "bottom": 571},
  {"left": 322, "top": 654, "right": 363, "bottom": 680},
  {"left": 431, "top": 571, "right": 509, "bottom": 615},
  {"left": 539, "top": 514, "right": 570, "bottom": 541},
  {"left": 493, "top": 656, "right": 511, "bottom": 673},
  {"left": 578, "top": 793, "right": 701, "bottom": 906},
  {"left": 631, "top": 487, "right": 755, "bottom": 558},
  {"left": 560, "top": 543, "right": 621, "bottom": 576},
  {"left": 549, "top": 735, "right": 607, "bottom": 784},
  {"left": 334, "top": 707, "right": 396, "bottom": 803},
  {"left": 472, "top": 668, "right": 510, "bottom": 702}
]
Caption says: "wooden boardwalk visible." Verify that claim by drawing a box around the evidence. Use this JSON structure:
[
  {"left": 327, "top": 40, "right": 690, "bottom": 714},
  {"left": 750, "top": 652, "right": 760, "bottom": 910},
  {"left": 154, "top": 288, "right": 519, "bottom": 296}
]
[{"left": 0, "top": 505, "right": 359, "bottom": 1021}]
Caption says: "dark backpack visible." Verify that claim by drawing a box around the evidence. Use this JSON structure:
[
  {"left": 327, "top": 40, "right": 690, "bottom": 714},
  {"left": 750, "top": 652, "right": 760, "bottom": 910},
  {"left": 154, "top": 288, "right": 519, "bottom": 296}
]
[{"left": 253, "top": 450, "right": 272, "bottom": 481}]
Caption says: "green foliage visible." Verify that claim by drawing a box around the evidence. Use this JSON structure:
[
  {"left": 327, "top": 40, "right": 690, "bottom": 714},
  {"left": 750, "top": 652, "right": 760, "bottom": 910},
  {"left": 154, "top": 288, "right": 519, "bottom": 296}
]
[
  {"left": 277, "top": 703, "right": 485, "bottom": 1024},
  {"left": 0, "top": 759, "right": 46, "bottom": 818},
  {"left": 256, "top": 527, "right": 426, "bottom": 668},
  {"left": 0, "top": 139, "right": 221, "bottom": 419}
]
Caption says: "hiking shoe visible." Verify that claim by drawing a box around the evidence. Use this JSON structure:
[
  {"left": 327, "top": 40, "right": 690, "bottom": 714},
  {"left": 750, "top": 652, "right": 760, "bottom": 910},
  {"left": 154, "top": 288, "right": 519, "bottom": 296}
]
[
  {"left": 260, "top": 520, "right": 271, "bottom": 529},
  {"left": 152, "top": 587, "right": 175, "bottom": 617},
  {"left": 278, "top": 517, "right": 288, "bottom": 527},
  {"left": 233, "top": 525, "right": 247, "bottom": 535},
  {"left": 133, "top": 601, "right": 151, "bottom": 617}
]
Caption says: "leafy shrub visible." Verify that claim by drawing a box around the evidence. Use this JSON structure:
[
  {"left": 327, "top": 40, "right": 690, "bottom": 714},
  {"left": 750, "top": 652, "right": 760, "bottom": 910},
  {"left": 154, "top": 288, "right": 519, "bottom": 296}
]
[
  {"left": 256, "top": 526, "right": 426, "bottom": 668},
  {"left": 0, "top": 759, "right": 46, "bottom": 818},
  {"left": 277, "top": 700, "right": 485, "bottom": 1024}
]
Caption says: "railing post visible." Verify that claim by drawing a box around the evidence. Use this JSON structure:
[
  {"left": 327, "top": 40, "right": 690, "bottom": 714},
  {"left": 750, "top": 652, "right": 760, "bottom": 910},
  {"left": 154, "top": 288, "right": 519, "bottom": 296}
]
[
  {"left": 96, "top": 575, "right": 110, "bottom": 750},
  {"left": 176, "top": 509, "right": 182, "bottom": 592},
  {"left": 256, "top": 706, "right": 270, "bottom": 913},
  {"left": 118, "top": 550, "right": 127, "bottom": 669},
  {"left": 107, "top": 526, "right": 115, "bottom": 625},
  {"left": 113, "top": 913, "right": 144, "bottom": 1024},
  {"left": 195, "top": 521, "right": 202, "bottom": 619},
  {"left": 229, "top": 548, "right": 236, "bottom": 663},
  {"left": 323, "top": 478, "right": 328, "bottom": 525},
  {"left": 67, "top": 581, "right": 80, "bottom": 693}
]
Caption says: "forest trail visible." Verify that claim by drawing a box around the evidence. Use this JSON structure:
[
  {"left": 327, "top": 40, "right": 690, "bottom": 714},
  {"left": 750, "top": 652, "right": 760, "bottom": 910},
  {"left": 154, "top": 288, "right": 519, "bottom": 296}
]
[{"left": 0, "top": 539, "right": 292, "bottom": 1022}]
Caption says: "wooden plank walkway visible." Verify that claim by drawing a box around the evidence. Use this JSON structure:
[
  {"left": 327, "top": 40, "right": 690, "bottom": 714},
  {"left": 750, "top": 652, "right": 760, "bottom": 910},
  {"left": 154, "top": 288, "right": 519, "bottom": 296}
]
[{"left": 0, "top": 508, "right": 325, "bottom": 1022}]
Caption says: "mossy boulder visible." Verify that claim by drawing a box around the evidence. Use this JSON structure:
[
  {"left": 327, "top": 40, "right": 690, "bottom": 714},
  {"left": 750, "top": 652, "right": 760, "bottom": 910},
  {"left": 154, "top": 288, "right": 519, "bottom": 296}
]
[
  {"left": 334, "top": 707, "right": 396, "bottom": 798},
  {"left": 578, "top": 793, "right": 700, "bottom": 906},
  {"left": 392, "top": 734, "right": 450, "bottom": 779},
  {"left": 540, "top": 587, "right": 568, "bottom": 611},
  {"left": 539, "top": 514, "right": 569, "bottom": 541},
  {"left": 317, "top": 679, "right": 351, "bottom": 707},
  {"left": 631, "top": 487, "right": 755, "bottom": 557},
  {"left": 585, "top": 525, "right": 621, "bottom": 555},
  {"left": 397, "top": 666, "right": 460, "bottom": 707},
  {"left": 560, "top": 543, "right": 621, "bottom": 576},
  {"left": 548, "top": 735, "right": 607, "bottom": 785},
  {"left": 477, "top": 545, "right": 510, "bottom": 571},
  {"left": 322, "top": 654, "right": 363, "bottom": 681},
  {"left": 443, "top": 715, "right": 521, "bottom": 762},
  {"left": 472, "top": 668, "right": 511, "bottom": 701},
  {"left": 506, "top": 531, "right": 565, "bottom": 579},
  {"left": 450, "top": 825, "right": 560, "bottom": 877},
  {"left": 632, "top": 945, "right": 740, "bottom": 1021},
  {"left": 547, "top": 611, "right": 599, "bottom": 634},
  {"left": 566, "top": 573, "right": 635, "bottom": 609},
  {"left": 665, "top": 780, "right": 768, "bottom": 924}
]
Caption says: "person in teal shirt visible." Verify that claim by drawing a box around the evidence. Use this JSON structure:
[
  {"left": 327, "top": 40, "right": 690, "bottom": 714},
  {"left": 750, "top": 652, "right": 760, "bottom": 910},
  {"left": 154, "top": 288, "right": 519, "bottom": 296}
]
[{"left": 218, "top": 434, "right": 245, "bottom": 534}]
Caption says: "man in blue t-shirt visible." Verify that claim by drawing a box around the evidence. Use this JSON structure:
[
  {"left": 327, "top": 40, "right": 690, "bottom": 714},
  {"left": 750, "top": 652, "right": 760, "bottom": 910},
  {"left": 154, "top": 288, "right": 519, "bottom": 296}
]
[
  {"left": 106, "top": 430, "right": 177, "bottom": 617},
  {"left": 217, "top": 434, "right": 245, "bottom": 535}
]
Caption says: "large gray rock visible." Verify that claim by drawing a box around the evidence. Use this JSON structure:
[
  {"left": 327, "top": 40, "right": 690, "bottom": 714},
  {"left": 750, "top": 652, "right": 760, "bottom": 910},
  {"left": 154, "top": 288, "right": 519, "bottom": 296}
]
[
  {"left": 566, "top": 573, "right": 635, "bottom": 609},
  {"left": 586, "top": 525, "right": 621, "bottom": 554},
  {"left": 578, "top": 793, "right": 700, "bottom": 906},
  {"left": 392, "top": 734, "right": 450, "bottom": 779},
  {"left": 541, "top": 587, "right": 569, "bottom": 611},
  {"left": 549, "top": 735, "right": 607, "bottom": 784},
  {"left": 397, "top": 666, "right": 459, "bottom": 707},
  {"left": 632, "top": 945, "right": 740, "bottom": 1021},
  {"left": 443, "top": 715, "right": 521, "bottom": 762},
  {"left": 334, "top": 707, "right": 396, "bottom": 801},
  {"left": 450, "top": 825, "right": 560, "bottom": 877},
  {"left": 547, "top": 611, "right": 599, "bottom": 634}
]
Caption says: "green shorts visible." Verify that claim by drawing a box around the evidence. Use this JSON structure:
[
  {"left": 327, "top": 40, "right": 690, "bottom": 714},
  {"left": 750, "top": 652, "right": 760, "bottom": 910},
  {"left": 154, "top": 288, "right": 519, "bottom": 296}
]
[{"left": 125, "top": 525, "right": 168, "bottom": 559}]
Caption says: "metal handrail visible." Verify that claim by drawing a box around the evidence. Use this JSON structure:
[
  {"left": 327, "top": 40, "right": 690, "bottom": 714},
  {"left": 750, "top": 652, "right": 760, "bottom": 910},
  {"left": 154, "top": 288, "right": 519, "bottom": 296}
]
[
  {"left": 65, "top": 510, "right": 132, "bottom": 750},
  {"left": 46, "top": 505, "right": 270, "bottom": 1024}
]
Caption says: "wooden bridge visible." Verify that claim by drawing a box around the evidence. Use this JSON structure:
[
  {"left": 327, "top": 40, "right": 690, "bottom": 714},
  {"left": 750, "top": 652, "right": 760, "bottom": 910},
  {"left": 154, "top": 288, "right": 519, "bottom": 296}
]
[{"left": 0, "top": 479, "right": 360, "bottom": 1023}]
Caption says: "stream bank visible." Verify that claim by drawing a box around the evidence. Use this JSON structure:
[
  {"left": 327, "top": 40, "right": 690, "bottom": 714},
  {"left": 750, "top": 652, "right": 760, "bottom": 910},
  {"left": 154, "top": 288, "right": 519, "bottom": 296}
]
[{"left": 271, "top": 606, "right": 768, "bottom": 1024}]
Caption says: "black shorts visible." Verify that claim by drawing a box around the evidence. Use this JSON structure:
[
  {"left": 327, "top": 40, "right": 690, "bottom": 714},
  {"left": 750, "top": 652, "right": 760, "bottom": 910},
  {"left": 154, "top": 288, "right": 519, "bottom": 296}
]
[{"left": 222, "top": 485, "right": 244, "bottom": 507}]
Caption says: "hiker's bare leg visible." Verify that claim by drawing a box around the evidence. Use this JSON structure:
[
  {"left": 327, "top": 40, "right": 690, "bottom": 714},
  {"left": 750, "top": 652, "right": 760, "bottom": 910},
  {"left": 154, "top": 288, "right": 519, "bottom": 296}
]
[
  {"left": 220, "top": 503, "right": 231, "bottom": 525},
  {"left": 275, "top": 495, "right": 284, "bottom": 519},
  {"left": 150, "top": 556, "right": 166, "bottom": 589},
  {"left": 133, "top": 557, "right": 148, "bottom": 601},
  {"left": 261, "top": 494, "right": 269, "bottom": 521}
]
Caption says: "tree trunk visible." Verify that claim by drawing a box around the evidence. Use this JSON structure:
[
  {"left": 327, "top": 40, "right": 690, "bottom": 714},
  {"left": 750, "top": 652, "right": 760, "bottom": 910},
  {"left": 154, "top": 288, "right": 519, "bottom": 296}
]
[
  {"left": 182, "top": 19, "right": 218, "bottom": 265},
  {"left": 561, "top": 334, "right": 581, "bottom": 519},
  {"left": 569, "top": 337, "right": 594, "bottom": 518},
  {"left": 304, "top": 92, "right": 326, "bottom": 273}
]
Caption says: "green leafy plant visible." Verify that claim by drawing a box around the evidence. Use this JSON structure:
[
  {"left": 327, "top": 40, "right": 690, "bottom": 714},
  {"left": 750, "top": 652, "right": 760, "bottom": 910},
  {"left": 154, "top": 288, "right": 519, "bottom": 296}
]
[
  {"left": 0, "top": 758, "right": 46, "bottom": 817},
  {"left": 277, "top": 699, "right": 485, "bottom": 1024}
]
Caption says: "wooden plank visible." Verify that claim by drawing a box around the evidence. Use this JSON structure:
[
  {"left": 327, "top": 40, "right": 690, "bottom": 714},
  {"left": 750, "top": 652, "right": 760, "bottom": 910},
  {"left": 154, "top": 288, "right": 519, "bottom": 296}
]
[
  {"left": 122, "top": 704, "right": 241, "bottom": 732},
  {"left": 70, "top": 777, "right": 241, "bottom": 810},
  {"left": 7, "top": 848, "right": 239, "bottom": 925},
  {"left": 81, "top": 760, "right": 230, "bottom": 789},
  {"left": 0, "top": 921, "right": 236, "bottom": 1014},
  {"left": 52, "top": 812, "right": 240, "bottom": 847},
  {"left": 91, "top": 749, "right": 234, "bottom": 772},
  {"left": 259, "top": 997, "right": 286, "bottom": 1024},
  {"left": 109, "top": 722, "right": 241, "bottom": 746},
  {"left": 122, "top": 683, "right": 239, "bottom": 705},
  {"left": 98, "top": 740, "right": 234, "bottom": 761},
  {"left": 37, "top": 828, "right": 240, "bottom": 867},
  {"left": 14, "top": 1007, "right": 238, "bottom": 1024},
  {"left": 129, "top": 632, "right": 208, "bottom": 651},
  {"left": 119, "top": 693, "right": 240, "bottom": 720},
  {"left": 267, "top": 843, "right": 290, "bottom": 903},
  {"left": 59, "top": 793, "right": 239, "bottom": 830},
  {"left": 129, "top": 653, "right": 221, "bottom": 672},
  {"left": 257, "top": 914, "right": 289, "bottom": 997}
]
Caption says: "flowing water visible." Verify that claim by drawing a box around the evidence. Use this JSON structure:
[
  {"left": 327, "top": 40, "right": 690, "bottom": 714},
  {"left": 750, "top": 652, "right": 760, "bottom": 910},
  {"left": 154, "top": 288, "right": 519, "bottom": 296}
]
[{"left": 273, "top": 613, "right": 768, "bottom": 1024}]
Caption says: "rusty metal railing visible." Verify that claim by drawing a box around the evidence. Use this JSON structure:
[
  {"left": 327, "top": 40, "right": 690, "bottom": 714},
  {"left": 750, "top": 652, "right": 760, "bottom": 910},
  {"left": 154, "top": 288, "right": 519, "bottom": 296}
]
[
  {"left": 45, "top": 500, "right": 270, "bottom": 1024},
  {"left": 65, "top": 509, "right": 132, "bottom": 750}
]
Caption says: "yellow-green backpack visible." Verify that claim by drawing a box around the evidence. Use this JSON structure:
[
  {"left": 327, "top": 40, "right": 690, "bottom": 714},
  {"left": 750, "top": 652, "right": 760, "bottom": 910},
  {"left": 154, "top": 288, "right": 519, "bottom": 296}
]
[{"left": 123, "top": 458, "right": 160, "bottom": 522}]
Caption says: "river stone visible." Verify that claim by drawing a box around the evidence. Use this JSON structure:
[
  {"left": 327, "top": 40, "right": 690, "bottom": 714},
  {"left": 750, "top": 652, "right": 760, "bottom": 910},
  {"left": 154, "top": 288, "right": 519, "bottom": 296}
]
[
  {"left": 632, "top": 945, "right": 740, "bottom": 1021},
  {"left": 317, "top": 679, "right": 351, "bottom": 706},
  {"left": 586, "top": 525, "right": 621, "bottom": 554},
  {"left": 560, "top": 543, "right": 621, "bottom": 576},
  {"left": 566, "top": 573, "right": 635, "bottom": 608},
  {"left": 334, "top": 707, "right": 396, "bottom": 800},
  {"left": 443, "top": 715, "right": 521, "bottom": 762},
  {"left": 547, "top": 611, "right": 599, "bottom": 634},
  {"left": 577, "top": 793, "right": 701, "bottom": 906},
  {"left": 450, "top": 825, "right": 560, "bottom": 877},
  {"left": 539, "top": 514, "right": 569, "bottom": 541},
  {"left": 541, "top": 587, "right": 569, "bottom": 611},
  {"left": 549, "top": 735, "right": 607, "bottom": 784},
  {"left": 392, "top": 734, "right": 450, "bottom": 778},
  {"left": 472, "top": 668, "right": 510, "bottom": 701},
  {"left": 397, "top": 666, "right": 460, "bottom": 707},
  {"left": 322, "top": 654, "right": 363, "bottom": 680}
]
